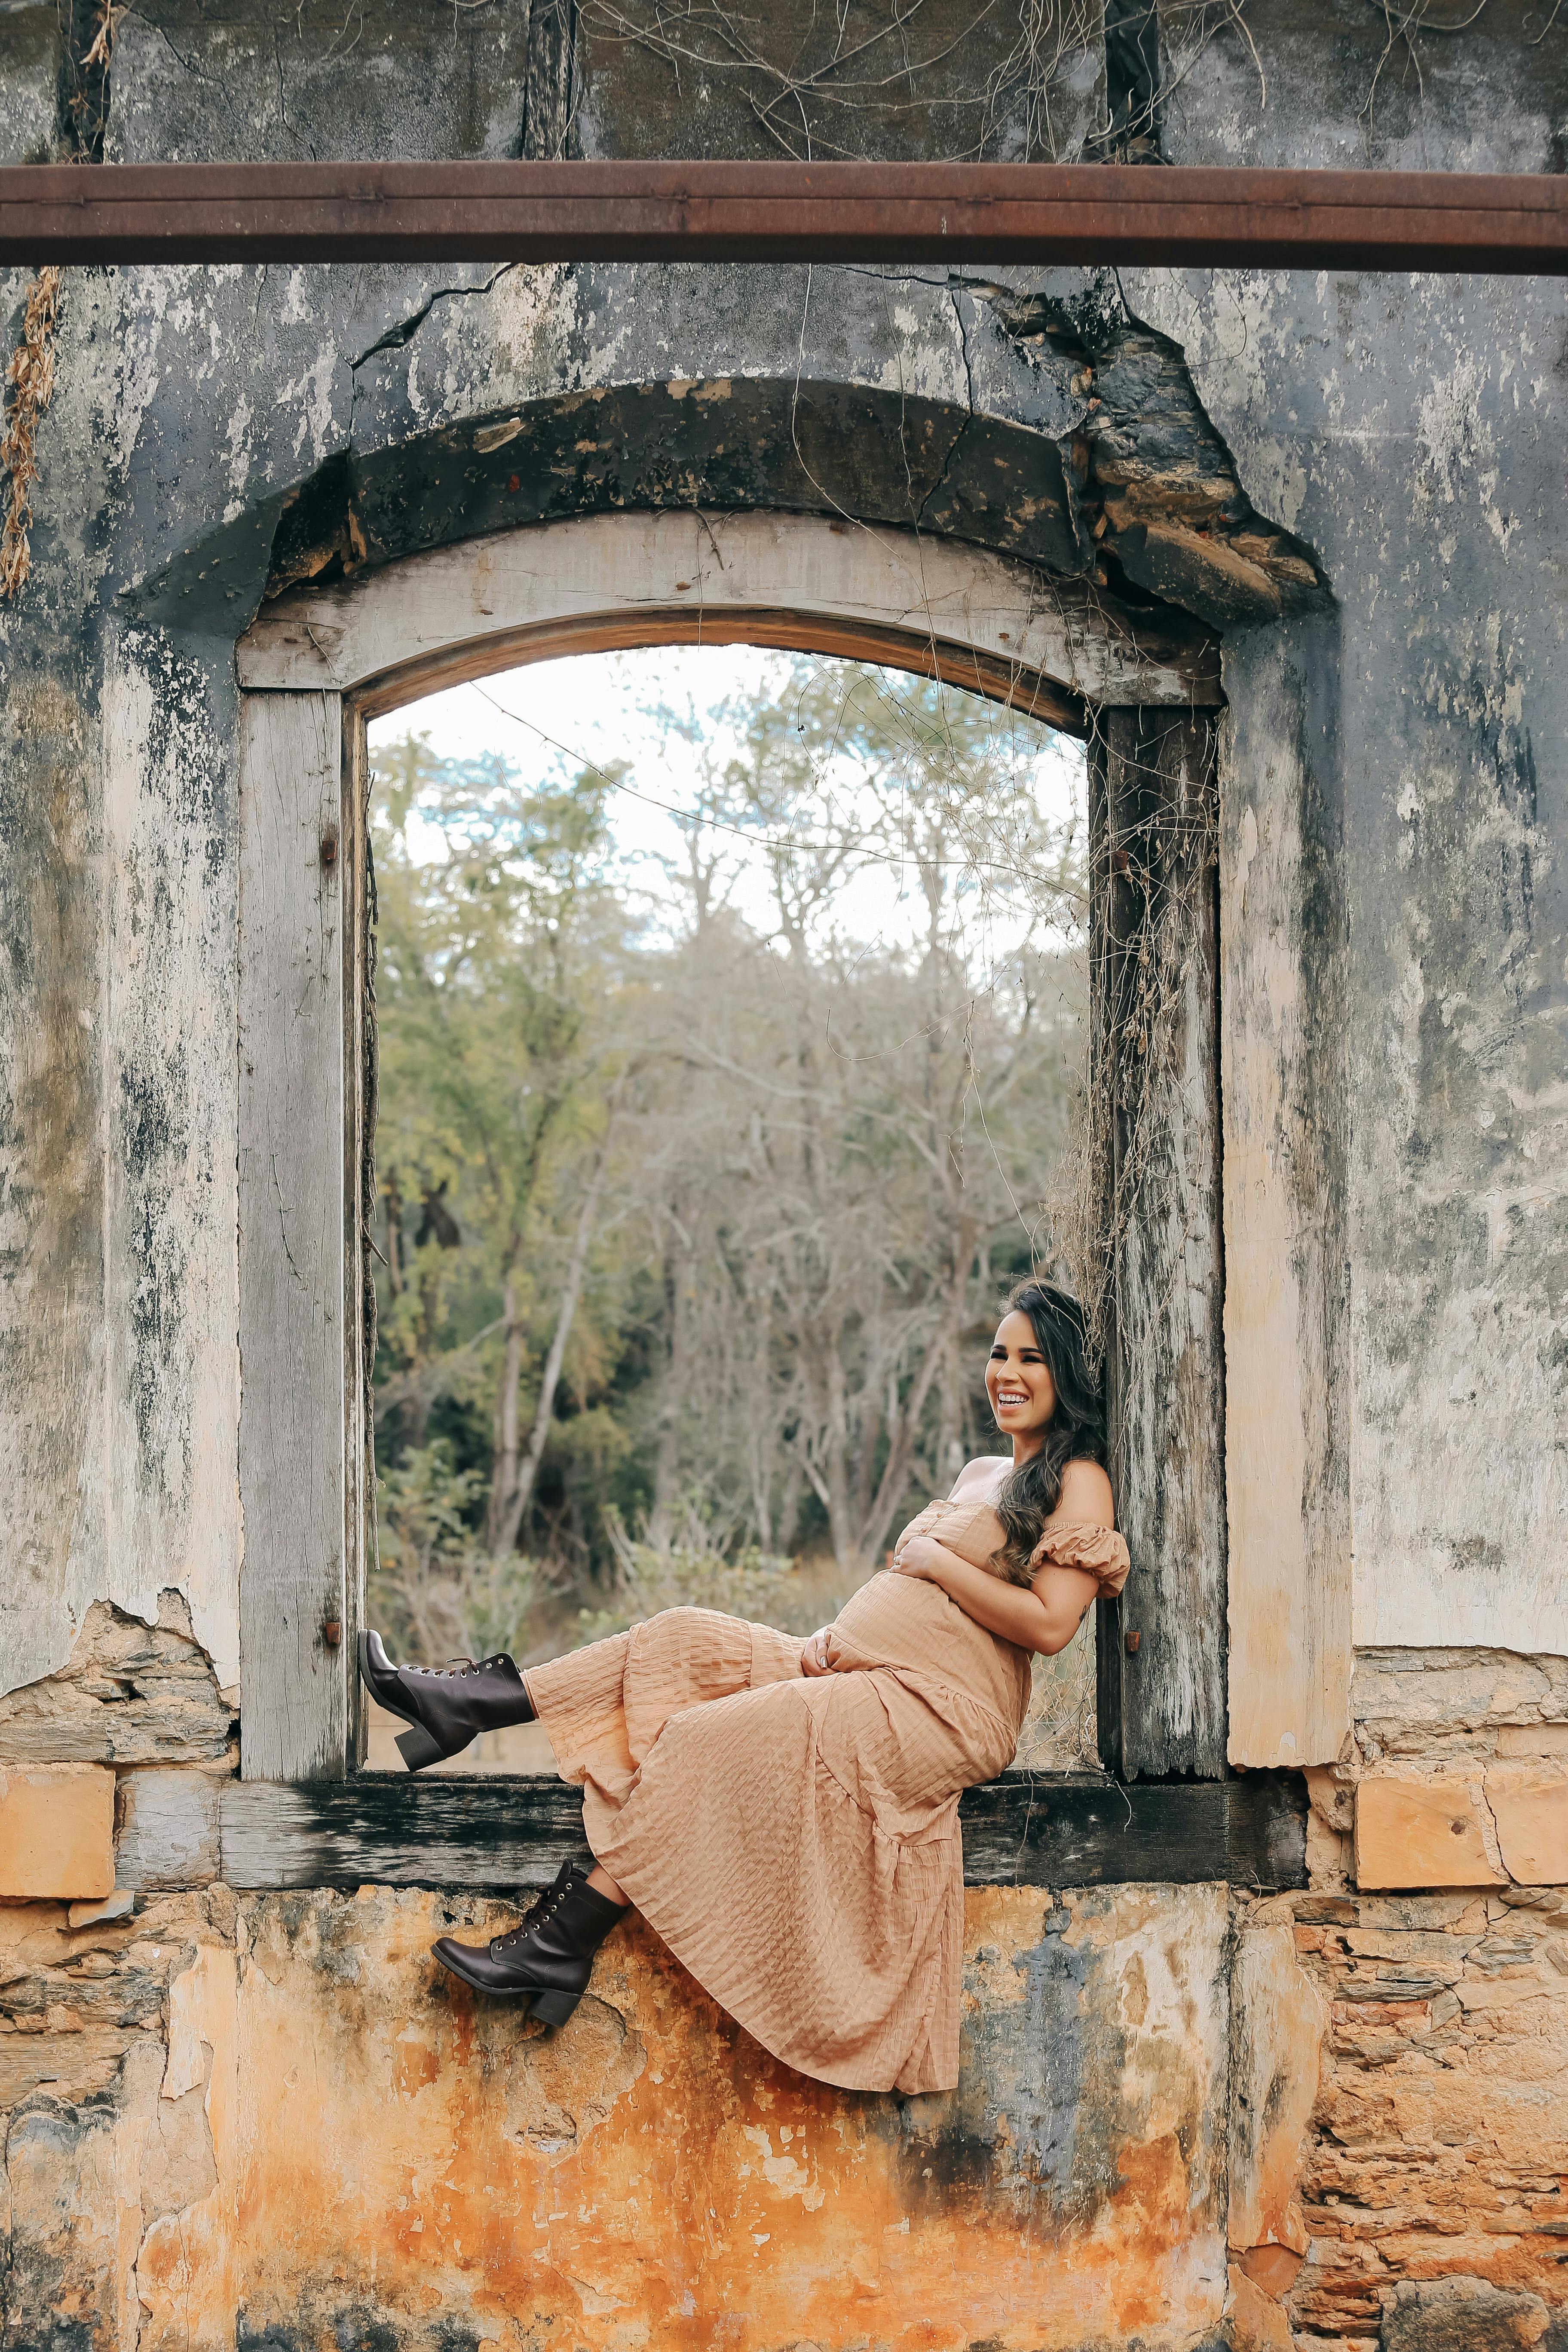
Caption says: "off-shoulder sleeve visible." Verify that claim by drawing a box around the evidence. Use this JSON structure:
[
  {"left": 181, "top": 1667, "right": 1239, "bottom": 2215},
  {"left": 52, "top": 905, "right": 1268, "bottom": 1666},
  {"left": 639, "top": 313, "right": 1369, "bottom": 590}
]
[{"left": 1026, "top": 1520, "right": 1130, "bottom": 1596}]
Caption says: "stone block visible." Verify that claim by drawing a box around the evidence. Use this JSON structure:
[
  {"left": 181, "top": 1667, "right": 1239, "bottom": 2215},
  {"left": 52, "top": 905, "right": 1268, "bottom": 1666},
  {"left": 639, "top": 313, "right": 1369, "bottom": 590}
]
[
  {"left": 1500, "top": 1885, "right": 1568, "bottom": 1923},
  {"left": 1485, "top": 1767, "right": 1568, "bottom": 1886},
  {"left": 66, "top": 1889, "right": 135, "bottom": 1930},
  {"left": 1351, "top": 1651, "right": 1568, "bottom": 1746},
  {"left": 1343, "top": 1929, "right": 1470, "bottom": 1964},
  {"left": 1494, "top": 1723, "right": 1568, "bottom": 1757},
  {"left": 1238, "top": 2244, "right": 1305, "bottom": 2296},
  {"left": 1229, "top": 1924, "right": 1322, "bottom": 2260},
  {"left": 1380, "top": 2275, "right": 1553, "bottom": 2350},
  {"left": 1227, "top": 2265, "right": 1294, "bottom": 2351},
  {"left": 1354, "top": 1779, "right": 1505, "bottom": 1890},
  {"left": 0, "top": 1766, "right": 114, "bottom": 1899},
  {"left": 1453, "top": 1974, "right": 1553, "bottom": 2014}
]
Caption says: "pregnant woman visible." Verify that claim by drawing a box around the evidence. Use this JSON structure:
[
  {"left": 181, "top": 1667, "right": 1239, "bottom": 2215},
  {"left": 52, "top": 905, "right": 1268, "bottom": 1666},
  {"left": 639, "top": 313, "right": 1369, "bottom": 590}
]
[{"left": 358, "top": 1277, "right": 1129, "bottom": 2095}]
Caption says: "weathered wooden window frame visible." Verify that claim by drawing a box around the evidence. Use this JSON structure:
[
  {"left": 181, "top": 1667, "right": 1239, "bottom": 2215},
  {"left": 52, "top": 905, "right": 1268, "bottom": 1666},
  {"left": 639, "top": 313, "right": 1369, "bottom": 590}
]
[
  {"left": 237, "top": 691, "right": 374, "bottom": 1781},
  {"left": 233, "top": 506, "right": 1230, "bottom": 1794}
]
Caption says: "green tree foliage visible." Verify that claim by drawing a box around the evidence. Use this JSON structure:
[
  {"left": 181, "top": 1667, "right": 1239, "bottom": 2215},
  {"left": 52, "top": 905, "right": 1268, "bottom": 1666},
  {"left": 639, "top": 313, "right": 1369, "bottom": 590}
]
[
  {"left": 369, "top": 658, "right": 1085, "bottom": 1660},
  {"left": 373, "top": 1441, "right": 537, "bottom": 1667}
]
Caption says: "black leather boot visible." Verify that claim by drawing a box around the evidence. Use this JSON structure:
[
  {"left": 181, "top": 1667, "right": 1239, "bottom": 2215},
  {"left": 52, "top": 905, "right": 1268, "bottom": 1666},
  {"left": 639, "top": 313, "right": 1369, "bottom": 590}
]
[
  {"left": 357, "top": 1629, "right": 536, "bottom": 1770},
  {"left": 432, "top": 1864, "right": 625, "bottom": 2024}
]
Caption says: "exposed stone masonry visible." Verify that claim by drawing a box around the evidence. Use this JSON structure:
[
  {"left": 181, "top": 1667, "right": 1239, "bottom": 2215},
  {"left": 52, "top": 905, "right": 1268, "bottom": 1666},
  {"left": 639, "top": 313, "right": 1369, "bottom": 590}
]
[
  {"left": 0, "top": 1596, "right": 235, "bottom": 1771},
  {"left": 1302, "top": 1652, "right": 1568, "bottom": 1898},
  {"left": 1281, "top": 1884, "right": 1568, "bottom": 2352}
]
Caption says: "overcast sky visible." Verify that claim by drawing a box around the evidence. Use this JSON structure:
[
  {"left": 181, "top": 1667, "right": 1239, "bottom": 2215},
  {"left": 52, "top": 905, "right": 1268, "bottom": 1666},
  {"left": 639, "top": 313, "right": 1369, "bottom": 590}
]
[{"left": 369, "top": 643, "right": 1087, "bottom": 970}]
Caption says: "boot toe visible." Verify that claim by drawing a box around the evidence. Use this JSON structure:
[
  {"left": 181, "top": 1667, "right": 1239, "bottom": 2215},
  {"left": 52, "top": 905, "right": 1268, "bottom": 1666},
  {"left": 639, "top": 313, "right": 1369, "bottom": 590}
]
[{"left": 431, "top": 1935, "right": 496, "bottom": 1992}]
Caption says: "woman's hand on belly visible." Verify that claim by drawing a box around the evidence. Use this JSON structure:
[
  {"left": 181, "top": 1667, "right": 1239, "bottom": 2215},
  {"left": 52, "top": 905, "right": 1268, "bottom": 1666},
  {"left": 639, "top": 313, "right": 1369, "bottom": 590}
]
[
  {"left": 890, "top": 1535, "right": 945, "bottom": 1580},
  {"left": 893, "top": 1534, "right": 1095, "bottom": 1658},
  {"left": 800, "top": 1627, "right": 846, "bottom": 1677}
]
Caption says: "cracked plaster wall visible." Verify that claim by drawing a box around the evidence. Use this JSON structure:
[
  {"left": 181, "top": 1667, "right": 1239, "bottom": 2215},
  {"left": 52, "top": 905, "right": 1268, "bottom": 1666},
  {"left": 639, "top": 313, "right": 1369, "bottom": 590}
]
[
  {"left": 1122, "top": 102, "right": 1566, "bottom": 1669},
  {"left": 5, "top": 0, "right": 1560, "bottom": 1716},
  {"left": 0, "top": 6, "right": 1566, "bottom": 2347},
  {"left": 0, "top": 1883, "right": 1240, "bottom": 2352},
  {"left": 8, "top": 1865, "right": 1559, "bottom": 2352},
  {"left": 0, "top": 236, "right": 1304, "bottom": 1701}
]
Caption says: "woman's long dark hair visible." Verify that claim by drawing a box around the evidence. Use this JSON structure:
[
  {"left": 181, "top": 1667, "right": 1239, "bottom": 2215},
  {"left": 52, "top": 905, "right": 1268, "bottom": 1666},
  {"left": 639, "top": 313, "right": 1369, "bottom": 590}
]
[{"left": 990, "top": 1278, "right": 1108, "bottom": 1585}]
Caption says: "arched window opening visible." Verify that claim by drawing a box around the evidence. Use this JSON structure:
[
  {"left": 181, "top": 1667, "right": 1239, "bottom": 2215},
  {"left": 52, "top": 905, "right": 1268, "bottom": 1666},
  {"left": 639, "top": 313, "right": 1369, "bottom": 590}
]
[
  {"left": 361, "top": 643, "right": 1096, "bottom": 1776},
  {"left": 233, "top": 503, "right": 1227, "bottom": 1798}
]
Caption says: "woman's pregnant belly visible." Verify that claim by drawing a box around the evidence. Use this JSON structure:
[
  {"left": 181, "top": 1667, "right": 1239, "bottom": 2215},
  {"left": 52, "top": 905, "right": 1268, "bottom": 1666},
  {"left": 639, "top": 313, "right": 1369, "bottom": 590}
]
[{"left": 828, "top": 1571, "right": 1030, "bottom": 1747}]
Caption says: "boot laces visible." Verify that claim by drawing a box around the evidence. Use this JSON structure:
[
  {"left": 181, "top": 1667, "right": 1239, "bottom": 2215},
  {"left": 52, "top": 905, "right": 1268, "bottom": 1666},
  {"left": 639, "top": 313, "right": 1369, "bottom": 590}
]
[
  {"left": 409, "top": 1654, "right": 508, "bottom": 1680},
  {"left": 492, "top": 1878, "right": 575, "bottom": 1955}
]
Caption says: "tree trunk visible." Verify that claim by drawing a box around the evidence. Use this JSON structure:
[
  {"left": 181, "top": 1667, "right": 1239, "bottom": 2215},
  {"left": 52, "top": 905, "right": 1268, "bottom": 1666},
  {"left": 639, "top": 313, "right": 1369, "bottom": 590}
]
[
  {"left": 487, "top": 1263, "right": 528, "bottom": 1556},
  {"left": 848, "top": 1329, "right": 883, "bottom": 1534},
  {"left": 775, "top": 1451, "right": 802, "bottom": 1557},
  {"left": 857, "top": 1234, "right": 974, "bottom": 1564},
  {"left": 646, "top": 1217, "right": 691, "bottom": 1550},
  {"left": 489, "top": 1115, "right": 618, "bottom": 1561},
  {"left": 823, "top": 1342, "right": 854, "bottom": 1568},
  {"left": 747, "top": 1280, "right": 774, "bottom": 1547}
]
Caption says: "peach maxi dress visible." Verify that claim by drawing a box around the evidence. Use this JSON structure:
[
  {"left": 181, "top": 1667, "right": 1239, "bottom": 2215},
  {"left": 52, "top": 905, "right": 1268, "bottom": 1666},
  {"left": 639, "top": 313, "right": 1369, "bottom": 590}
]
[{"left": 526, "top": 1498, "right": 1130, "bottom": 2094}]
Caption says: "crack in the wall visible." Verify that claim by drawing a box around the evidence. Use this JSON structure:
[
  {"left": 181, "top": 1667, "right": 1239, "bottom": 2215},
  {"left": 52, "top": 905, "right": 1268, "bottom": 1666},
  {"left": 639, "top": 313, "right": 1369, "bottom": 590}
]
[
  {"left": 911, "top": 411, "right": 974, "bottom": 535},
  {"left": 272, "top": 23, "right": 318, "bottom": 160},
  {"left": 1471, "top": 1776, "right": 1508, "bottom": 1878},
  {"left": 949, "top": 286, "right": 977, "bottom": 417},
  {"left": 269, "top": 1152, "right": 309, "bottom": 1292},
  {"left": 890, "top": 288, "right": 979, "bottom": 536},
  {"left": 348, "top": 264, "right": 521, "bottom": 376},
  {"left": 345, "top": 263, "right": 523, "bottom": 454},
  {"left": 147, "top": 17, "right": 235, "bottom": 106}
]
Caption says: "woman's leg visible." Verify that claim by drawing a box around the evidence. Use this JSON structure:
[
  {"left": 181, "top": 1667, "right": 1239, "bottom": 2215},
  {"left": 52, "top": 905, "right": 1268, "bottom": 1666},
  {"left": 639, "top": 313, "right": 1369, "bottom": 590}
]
[
  {"left": 432, "top": 1609, "right": 799, "bottom": 2015},
  {"left": 527, "top": 1605, "right": 804, "bottom": 1838}
]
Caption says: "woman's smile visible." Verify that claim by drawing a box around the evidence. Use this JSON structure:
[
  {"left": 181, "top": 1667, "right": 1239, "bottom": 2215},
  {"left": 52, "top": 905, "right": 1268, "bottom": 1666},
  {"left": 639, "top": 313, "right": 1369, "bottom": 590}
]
[{"left": 984, "top": 1308, "right": 1059, "bottom": 1449}]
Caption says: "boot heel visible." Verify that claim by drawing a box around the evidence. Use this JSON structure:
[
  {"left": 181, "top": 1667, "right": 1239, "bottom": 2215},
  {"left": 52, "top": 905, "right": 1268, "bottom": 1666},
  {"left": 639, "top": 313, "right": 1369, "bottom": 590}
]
[
  {"left": 395, "top": 1722, "right": 449, "bottom": 1771},
  {"left": 529, "top": 1989, "right": 581, "bottom": 2027}
]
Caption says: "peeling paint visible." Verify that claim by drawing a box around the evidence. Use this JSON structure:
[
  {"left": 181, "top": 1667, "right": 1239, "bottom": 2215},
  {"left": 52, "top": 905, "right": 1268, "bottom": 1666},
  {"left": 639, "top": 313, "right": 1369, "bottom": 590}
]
[{"left": 1, "top": 1886, "right": 1234, "bottom": 2351}]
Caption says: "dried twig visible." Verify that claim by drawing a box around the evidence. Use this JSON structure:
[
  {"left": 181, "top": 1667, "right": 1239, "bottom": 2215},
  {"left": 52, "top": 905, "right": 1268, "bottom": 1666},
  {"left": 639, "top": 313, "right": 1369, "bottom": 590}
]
[
  {"left": 82, "top": 0, "right": 126, "bottom": 70},
  {"left": 0, "top": 268, "right": 64, "bottom": 603}
]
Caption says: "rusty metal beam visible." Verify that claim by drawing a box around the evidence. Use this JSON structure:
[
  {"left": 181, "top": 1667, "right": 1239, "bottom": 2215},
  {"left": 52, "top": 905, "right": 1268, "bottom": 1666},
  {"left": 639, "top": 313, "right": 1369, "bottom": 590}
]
[{"left": 1, "top": 160, "right": 1565, "bottom": 273}]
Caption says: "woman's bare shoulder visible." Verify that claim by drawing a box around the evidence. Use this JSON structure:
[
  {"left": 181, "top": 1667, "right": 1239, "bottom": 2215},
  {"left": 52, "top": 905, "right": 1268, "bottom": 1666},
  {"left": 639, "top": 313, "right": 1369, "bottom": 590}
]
[{"left": 1051, "top": 1457, "right": 1115, "bottom": 1527}]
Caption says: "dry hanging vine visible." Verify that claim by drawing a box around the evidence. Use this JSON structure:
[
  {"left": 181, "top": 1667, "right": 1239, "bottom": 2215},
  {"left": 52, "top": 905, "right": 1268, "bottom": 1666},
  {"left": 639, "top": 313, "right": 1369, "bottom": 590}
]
[
  {"left": 575, "top": 0, "right": 1104, "bottom": 159},
  {"left": 0, "top": 269, "right": 64, "bottom": 603},
  {"left": 1052, "top": 710, "right": 1219, "bottom": 1380}
]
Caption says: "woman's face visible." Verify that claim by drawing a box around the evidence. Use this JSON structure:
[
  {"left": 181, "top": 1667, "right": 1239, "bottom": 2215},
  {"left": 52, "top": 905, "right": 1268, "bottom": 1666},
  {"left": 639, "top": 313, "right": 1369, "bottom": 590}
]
[{"left": 986, "top": 1310, "right": 1057, "bottom": 1443}]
